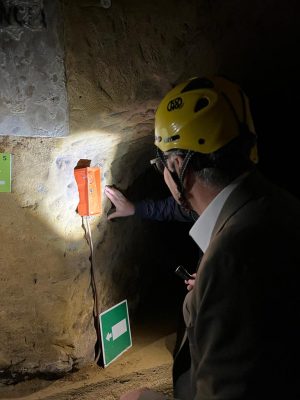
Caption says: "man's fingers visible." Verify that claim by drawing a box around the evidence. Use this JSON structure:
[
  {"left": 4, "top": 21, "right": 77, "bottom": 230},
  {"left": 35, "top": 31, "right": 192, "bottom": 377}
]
[
  {"left": 105, "top": 186, "right": 134, "bottom": 218},
  {"left": 105, "top": 186, "right": 120, "bottom": 196},
  {"left": 105, "top": 186, "right": 124, "bottom": 203},
  {"left": 105, "top": 192, "right": 116, "bottom": 204},
  {"left": 104, "top": 186, "right": 115, "bottom": 197}
]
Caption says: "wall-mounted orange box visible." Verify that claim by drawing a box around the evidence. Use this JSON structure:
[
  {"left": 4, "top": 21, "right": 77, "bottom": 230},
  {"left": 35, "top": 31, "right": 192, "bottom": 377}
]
[{"left": 74, "top": 167, "right": 102, "bottom": 216}]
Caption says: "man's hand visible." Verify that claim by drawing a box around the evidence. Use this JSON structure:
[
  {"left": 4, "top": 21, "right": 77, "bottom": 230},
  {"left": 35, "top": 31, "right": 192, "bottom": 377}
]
[
  {"left": 185, "top": 273, "right": 196, "bottom": 291},
  {"left": 105, "top": 186, "right": 135, "bottom": 220}
]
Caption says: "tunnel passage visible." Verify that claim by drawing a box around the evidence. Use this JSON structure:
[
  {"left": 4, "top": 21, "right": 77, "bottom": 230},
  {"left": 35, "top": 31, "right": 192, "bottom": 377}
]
[{"left": 102, "top": 164, "right": 199, "bottom": 342}]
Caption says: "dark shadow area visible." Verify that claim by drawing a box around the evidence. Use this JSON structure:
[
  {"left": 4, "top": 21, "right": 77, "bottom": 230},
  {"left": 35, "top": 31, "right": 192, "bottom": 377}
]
[
  {"left": 250, "top": 88, "right": 300, "bottom": 200},
  {"left": 117, "top": 165, "right": 199, "bottom": 345}
]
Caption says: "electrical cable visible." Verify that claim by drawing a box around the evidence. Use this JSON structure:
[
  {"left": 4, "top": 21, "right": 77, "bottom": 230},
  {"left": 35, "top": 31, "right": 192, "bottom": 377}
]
[{"left": 82, "top": 216, "right": 102, "bottom": 363}]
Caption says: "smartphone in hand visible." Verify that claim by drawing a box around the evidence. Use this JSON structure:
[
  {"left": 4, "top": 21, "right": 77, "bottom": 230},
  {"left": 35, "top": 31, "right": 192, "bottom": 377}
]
[{"left": 174, "top": 265, "right": 194, "bottom": 280}]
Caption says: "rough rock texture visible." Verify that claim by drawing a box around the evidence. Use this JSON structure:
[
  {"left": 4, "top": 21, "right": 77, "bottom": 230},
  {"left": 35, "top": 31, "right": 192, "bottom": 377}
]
[
  {"left": 0, "top": 0, "right": 68, "bottom": 137},
  {"left": 0, "top": 0, "right": 299, "bottom": 383},
  {"left": 0, "top": 314, "right": 176, "bottom": 399}
]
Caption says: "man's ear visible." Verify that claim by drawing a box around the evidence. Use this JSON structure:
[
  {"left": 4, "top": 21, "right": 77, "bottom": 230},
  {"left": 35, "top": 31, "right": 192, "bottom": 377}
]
[{"left": 173, "top": 154, "right": 185, "bottom": 172}]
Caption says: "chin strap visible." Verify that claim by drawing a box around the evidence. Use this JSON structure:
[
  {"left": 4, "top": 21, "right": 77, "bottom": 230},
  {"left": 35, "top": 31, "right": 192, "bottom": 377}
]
[
  {"left": 179, "top": 150, "right": 194, "bottom": 188},
  {"left": 157, "top": 148, "right": 194, "bottom": 210},
  {"left": 177, "top": 150, "right": 194, "bottom": 210}
]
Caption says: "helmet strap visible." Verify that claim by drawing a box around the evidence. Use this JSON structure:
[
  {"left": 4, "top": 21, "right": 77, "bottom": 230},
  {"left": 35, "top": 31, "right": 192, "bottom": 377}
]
[
  {"left": 179, "top": 150, "right": 194, "bottom": 188},
  {"left": 177, "top": 150, "right": 194, "bottom": 210},
  {"left": 157, "top": 148, "right": 194, "bottom": 210}
]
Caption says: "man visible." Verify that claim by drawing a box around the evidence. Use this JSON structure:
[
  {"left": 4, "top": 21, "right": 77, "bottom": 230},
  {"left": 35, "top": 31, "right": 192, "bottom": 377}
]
[{"left": 119, "top": 75, "right": 300, "bottom": 400}]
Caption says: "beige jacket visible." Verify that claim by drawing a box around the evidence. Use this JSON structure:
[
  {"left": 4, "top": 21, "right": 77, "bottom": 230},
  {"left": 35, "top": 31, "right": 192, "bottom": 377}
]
[{"left": 142, "top": 170, "right": 300, "bottom": 399}]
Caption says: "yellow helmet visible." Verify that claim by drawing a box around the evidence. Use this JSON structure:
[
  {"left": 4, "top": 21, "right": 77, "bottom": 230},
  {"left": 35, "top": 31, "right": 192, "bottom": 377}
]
[{"left": 154, "top": 76, "right": 258, "bottom": 163}]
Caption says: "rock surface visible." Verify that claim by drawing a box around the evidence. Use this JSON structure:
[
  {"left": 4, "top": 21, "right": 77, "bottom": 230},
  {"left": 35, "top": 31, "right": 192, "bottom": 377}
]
[{"left": 1, "top": 0, "right": 299, "bottom": 382}]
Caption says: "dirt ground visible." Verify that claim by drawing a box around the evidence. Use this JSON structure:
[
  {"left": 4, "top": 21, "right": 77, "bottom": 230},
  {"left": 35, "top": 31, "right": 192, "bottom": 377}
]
[{"left": 0, "top": 303, "right": 178, "bottom": 400}]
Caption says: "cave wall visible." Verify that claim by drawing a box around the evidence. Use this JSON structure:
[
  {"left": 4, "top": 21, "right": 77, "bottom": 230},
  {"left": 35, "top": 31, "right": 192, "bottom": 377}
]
[
  {"left": 0, "top": 0, "right": 299, "bottom": 381},
  {"left": 0, "top": 0, "right": 68, "bottom": 137}
]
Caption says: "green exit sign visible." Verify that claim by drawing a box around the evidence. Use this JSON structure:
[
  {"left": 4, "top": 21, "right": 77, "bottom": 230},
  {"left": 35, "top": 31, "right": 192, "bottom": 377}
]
[
  {"left": 0, "top": 153, "right": 12, "bottom": 193},
  {"left": 99, "top": 299, "right": 132, "bottom": 367}
]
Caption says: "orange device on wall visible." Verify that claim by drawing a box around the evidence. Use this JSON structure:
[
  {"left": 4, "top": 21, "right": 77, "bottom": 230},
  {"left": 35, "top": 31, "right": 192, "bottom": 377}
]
[{"left": 74, "top": 167, "right": 102, "bottom": 216}]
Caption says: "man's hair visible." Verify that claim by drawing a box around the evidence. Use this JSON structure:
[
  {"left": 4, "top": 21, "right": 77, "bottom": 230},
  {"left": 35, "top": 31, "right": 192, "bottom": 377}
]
[{"left": 184, "top": 129, "right": 256, "bottom": 189}]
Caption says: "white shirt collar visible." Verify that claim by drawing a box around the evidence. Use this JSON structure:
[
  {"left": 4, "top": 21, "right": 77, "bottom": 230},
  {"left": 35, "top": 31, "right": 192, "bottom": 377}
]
[{"left": 189, "top": 173, "right": 248, "bottom": 252}]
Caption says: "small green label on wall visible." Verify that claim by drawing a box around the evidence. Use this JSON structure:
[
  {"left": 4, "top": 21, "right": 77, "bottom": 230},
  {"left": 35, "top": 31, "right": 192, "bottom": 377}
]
[
  {"left": 0, "top": 153, "right": 12, "bottom": 193},
  {"left": 99, "top": 299, "right": 132, "bottom": 367}
]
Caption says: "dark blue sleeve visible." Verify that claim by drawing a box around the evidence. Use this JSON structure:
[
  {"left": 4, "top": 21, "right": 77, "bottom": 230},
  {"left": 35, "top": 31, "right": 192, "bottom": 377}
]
[{"left": 134, "top": 196, "right": 197, "bottom": 222}]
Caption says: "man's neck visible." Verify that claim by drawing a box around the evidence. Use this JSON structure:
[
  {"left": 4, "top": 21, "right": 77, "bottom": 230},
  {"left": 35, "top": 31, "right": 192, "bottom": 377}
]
[{"left": 188, "top": 180, "right": 222, "bottom": 216}]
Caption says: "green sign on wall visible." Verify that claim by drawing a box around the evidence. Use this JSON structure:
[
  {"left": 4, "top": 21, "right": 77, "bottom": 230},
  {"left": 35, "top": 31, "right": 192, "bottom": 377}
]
[
  {"left": 0, "top": 153, "right": 12, "bottom": 193},
  {"left": 99, "top": 299, "right": 132, "bottom": 367}
]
